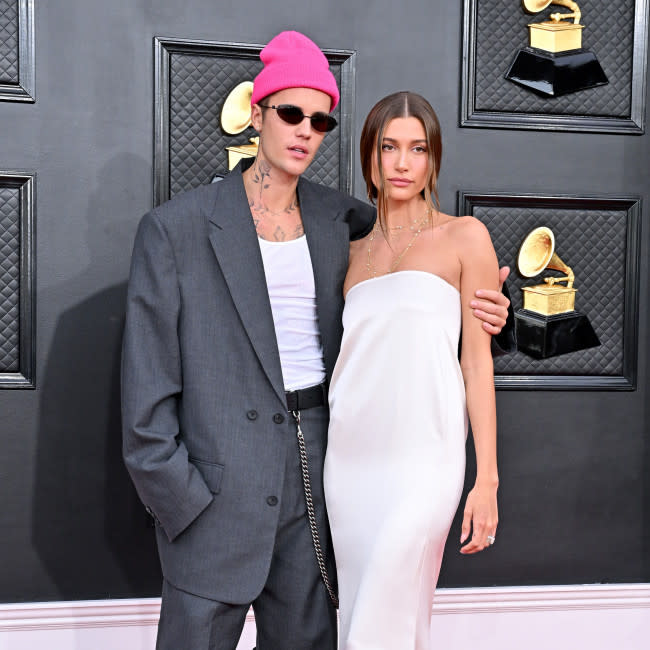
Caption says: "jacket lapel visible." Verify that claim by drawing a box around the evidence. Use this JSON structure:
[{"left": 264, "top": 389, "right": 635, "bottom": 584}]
[
  {"left": 298, "top": 178, "right": 350, "bottom": 382},
  {"left": 206, "top": 168, "right": 286, "bottom": 406}
]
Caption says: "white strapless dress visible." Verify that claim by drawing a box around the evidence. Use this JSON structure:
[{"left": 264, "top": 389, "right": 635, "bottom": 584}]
[{"left": 324, "top": 271, "right": 468, "bottom": 650}]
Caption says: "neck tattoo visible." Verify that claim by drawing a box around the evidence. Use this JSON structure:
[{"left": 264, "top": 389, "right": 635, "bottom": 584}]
[{"left": 248, "top": 158, "right": 299, "bottom": 218}]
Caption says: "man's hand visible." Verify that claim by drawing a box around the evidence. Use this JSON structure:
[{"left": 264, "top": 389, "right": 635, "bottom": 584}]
[{"left": 470, "top": 266, "right": 511, "bottom": 336}]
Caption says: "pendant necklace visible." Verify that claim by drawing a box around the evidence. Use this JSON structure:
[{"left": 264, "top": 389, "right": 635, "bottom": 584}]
[{"left": 366, "top": 208, "right": 432, "bottom": 278}]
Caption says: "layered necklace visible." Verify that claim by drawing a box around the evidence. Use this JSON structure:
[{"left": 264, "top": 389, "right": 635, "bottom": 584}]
[{"left": 366, "top": 208, "right": 432, "bottom": 278}]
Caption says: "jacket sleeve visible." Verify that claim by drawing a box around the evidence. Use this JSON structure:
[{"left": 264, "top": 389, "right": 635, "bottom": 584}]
[
  {"left": 121, "top": 210, "right": 213, "bottom": 542},
  {"left": 491, "top": 281, "right": 516, "bottom": 357},
  {"left": 346, "top": 197, "right": 377, "bottom": 241}
]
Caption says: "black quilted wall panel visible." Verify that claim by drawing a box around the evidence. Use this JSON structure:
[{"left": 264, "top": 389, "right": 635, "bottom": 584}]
[
  {"left": 461, "top": 0, "right": 647, "bottom": 131},
  {"left": 475, "top": 0, "right": 633, "bottom": 116},
  {"left": 0, "top": 184, "right": 19, "bottom": 371},
  {"left": 156, "top": 38, "right": 353, "bottom": 205},
  {"left": 169, "top": 54, "right": 262, "bottom": 195},
  {"left": 170, "top": 54, "right": 342, "bottom": 196},
  {"left": 461, "top": 193, "right": 640, "bottom": 388},
  {"left": 0, "top": 0, "right": 18, "bottom": 84},
  {"left": 0, "top": 172, "right": 34, "bottom": 387}
]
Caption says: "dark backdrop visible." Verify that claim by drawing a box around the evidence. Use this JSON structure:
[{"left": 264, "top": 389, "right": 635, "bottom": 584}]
[{"left": 0, "top": 0, "right": 648, "bottom": 602}]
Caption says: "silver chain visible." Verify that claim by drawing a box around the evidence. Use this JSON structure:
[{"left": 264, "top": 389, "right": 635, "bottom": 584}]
[{"left": 291, "top": 410, "right": 339, "bottom": 608}]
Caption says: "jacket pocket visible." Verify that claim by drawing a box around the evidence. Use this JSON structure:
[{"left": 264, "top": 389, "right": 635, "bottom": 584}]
[{"left": 190, "top": 457, "right": 225, "bottom": 494}]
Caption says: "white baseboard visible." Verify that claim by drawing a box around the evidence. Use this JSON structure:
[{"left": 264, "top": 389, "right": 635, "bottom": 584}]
[
  {"left": 432, "top": 583, "right": 650, "bottom": 613},
  {"left": 1, "top": 584, "right": 648, "bottom": 649},
  {"left": 430, "top": 584, "right": 650, "bottom": 649}
]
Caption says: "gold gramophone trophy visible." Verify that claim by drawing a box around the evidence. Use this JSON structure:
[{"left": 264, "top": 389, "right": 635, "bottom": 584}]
[
  {"left": 212, "top": 81, "right": 259, "bottom": 182},
  {"left": 515, "top": 226, "right": 600, "bottom": 359},
  {"left": 505, "top": 0, "right": 608, "bottom": 97}
]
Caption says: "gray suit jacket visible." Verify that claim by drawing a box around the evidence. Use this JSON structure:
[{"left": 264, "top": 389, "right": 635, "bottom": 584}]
[{"left": 121, "top": 163, "right": 374, "bottom": 603}]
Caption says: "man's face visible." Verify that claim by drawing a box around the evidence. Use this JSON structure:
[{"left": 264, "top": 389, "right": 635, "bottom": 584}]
[{"left": 251, "top": 87, "right": 332, "bottom": 180}]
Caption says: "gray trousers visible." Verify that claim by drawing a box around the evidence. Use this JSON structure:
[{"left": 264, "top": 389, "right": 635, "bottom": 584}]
[{"left": 156, "top": 407, "right": 337, "bottom": 650}]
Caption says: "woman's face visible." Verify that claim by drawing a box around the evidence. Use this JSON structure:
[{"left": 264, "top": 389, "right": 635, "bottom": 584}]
[{"left": 372, "top": 116, "right": 429, "bottom": 203}]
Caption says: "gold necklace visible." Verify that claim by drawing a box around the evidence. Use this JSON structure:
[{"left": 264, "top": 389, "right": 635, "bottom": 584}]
[{"left": 366, "top": 209, "right": 431, "bottom": 278}]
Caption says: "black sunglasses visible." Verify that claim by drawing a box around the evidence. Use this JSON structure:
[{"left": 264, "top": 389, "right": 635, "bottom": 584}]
[{"left": 259, "top": 104, "right": 337, "bottom": 133}]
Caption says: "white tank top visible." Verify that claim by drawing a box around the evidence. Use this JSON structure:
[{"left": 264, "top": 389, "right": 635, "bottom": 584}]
[{"left": 258, "top": 235, "right": 326, "bottom": 390}]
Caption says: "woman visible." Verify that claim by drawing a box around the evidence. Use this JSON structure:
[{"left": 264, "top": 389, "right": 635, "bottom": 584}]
[{"left": 324, "top": 91, "right": 499, "bottom": 649}]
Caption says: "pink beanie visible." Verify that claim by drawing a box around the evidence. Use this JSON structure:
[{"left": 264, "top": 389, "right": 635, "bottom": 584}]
[{"left": 251, "top": 31, "right": 339, "bottom": 111}]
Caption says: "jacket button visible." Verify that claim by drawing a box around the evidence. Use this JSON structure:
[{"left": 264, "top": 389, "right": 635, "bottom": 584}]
[
  {"left": 266, "top": 496, "right": 278, "bottom": 506},
  {"left": 273, "top": 413, "right": 285, "bottom": 424},
  {"left": 246, "top": 410, "right": 258, "bottom": 420}
]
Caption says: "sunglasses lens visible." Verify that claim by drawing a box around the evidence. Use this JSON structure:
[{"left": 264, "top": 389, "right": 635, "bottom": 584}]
[
  {"left": 273, "top": 105, "right": 337, "bottom": 133},
  {"left": 276, "top": 105, "right": 304, "bottom": 125},
  {"left": 310, "top": 114, "right": 337, "bottom": 133}
]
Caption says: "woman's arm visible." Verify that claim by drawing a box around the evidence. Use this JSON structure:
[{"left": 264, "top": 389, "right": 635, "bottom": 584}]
[
  {"left": 456, "top": 217, "right": 500, "bottom": 554},
  {"left": 471, "top": 265, "right": 512, "bottom": 336}
]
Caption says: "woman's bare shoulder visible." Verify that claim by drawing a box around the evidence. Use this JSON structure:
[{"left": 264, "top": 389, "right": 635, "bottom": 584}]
[
  {"left": 444, "top": 214, "right": 485, "bottom": 230},
  {"left": 445, "top": 215, "right": 492, "bottom": 244}
]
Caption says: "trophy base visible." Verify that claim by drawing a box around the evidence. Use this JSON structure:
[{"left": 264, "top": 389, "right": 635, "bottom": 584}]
[
  {"left": 515, "top": 309, "right": 600, "bottom": 359},
  {"left": 505, "top": 47, "right": 608, "bottom": 97}
]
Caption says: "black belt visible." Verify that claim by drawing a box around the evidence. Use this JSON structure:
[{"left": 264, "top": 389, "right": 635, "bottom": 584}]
[{"left": 285, "top": 382, "right": 327, "bottom": 412}]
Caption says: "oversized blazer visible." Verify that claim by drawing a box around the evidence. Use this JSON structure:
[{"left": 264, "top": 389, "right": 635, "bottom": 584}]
[{"left": 121, "top": 162, "right": 375, "bottom": 604}]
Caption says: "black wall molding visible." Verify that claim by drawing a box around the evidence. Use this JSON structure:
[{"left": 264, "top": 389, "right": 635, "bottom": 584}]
[
  {"left": 153, "top": 36, "right": 356, "bottom": 207},
  {"left": 459, "top": 191, "right": 641, "bottom": 390},
  {"left": 0, "top": 0, "right": 35, "bottom": 103},
  {"left": 0, "top": 170, "right": 35, "bottom": 388},
  {"left": 460, "top": 0, "right": 648, "bottom": 133}
]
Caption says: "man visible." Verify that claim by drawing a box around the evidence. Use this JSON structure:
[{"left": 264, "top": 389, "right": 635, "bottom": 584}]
[{"left": 122, "top": 30, "right": 511, "bottom": 650}]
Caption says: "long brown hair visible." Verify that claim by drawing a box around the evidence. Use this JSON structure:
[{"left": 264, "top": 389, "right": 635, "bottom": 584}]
[{"left": 360, "top": 91, "right": 442, "bottom": 234}]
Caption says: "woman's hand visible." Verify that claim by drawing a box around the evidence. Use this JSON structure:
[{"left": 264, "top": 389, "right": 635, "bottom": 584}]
[
  {"left": 460, "top": 480, "right": 499, "bottom": 554},
  {"left": 470, "top": 266, "right": 511, "bottom": 335}
]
